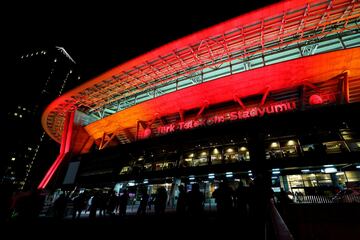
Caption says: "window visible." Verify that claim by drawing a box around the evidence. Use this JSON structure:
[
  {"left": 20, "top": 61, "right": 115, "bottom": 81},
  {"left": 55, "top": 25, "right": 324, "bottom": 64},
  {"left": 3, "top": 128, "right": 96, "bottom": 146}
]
[
  {"left": 345, "top": 171, "right": 360, "bottom": 182},
  {"left": 182, "top": 151, "right": 208, "bottom": 167},
  {"left": 119, "top": 166, "right": 132, "bottom": 175},
  {"left": 280, "top": 140, "right": 299, "bottom": 157},
  {"left": 347, "top": 141, "right": 360, "bottom": 152},
  {"left": 316, "top": 173, "right": 332, "bottom": 186},
  {"left": 193, "top": 151, "right": 208, "bottom": 167},
  {"left": 323, "top": 141, "right": 348, "bottom": 154},
  {"left": 239, "top": 146, "right": 250, "bottom": 161},
  {"left": 154, "top": 162, "right": 164, "bottom": 171},
  {"left": 143, "top": 163, "right": 152, "bottom": 172},
  {"left": 266, "top": 139, "right": 299, "bottom": 159},
  {"left": 163, "top": 161, "right": 176, "bottom": 170},
  {"left": 224, "top": 147, "right": 239, "bottom": 163},
  {"left": 181, "top": 152, "right": 194, "bottom": 167},
  {"left": 287, "top": 175, "right": 304, "bottom": 188},
  {"left": 210, "top": 148, "right": 222, "bottom": 165},
  {"left": 302, "top": 174, "right": 317, "bottom": 187},
  {"left": 266, "top": 141, "right": 282, "bottom": 159}
]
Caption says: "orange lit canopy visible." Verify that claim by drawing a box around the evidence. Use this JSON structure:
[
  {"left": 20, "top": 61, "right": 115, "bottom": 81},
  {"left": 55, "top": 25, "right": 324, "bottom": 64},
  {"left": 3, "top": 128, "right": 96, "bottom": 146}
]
[
  {"left": 42, "top": 0, "right": 360, "bottom": 143},
  {"left": 84, "top": 48, "right": 360, "bottom": 140}
]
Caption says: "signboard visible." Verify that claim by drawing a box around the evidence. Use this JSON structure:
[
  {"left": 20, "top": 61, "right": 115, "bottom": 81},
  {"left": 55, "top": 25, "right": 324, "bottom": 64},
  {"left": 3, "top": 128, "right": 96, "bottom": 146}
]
[{"left": 154, "top": 101, "right": 296, "bottom": 136}]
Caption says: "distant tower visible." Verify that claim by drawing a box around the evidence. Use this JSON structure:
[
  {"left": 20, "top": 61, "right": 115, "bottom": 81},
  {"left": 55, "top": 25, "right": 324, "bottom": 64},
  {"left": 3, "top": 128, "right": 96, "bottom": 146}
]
[{"left": 1, "top": 46, "right": 78, "bottom": 191}]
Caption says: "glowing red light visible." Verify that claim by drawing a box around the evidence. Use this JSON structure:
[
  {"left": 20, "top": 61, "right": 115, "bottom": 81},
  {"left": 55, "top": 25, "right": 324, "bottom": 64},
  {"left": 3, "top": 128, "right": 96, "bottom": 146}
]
[
  {"left": 143, "top": 128, "right": 152, "bottom": 138},
  {"left": 309, "top": 94, "right": 323, "bottom": 105}
]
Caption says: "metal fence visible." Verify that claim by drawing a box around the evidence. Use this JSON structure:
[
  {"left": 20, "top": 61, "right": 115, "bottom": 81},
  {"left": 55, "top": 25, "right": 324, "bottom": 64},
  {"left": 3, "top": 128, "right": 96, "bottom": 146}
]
[{"left": 292, "top": 195, "right": 360, "bottom": 204}]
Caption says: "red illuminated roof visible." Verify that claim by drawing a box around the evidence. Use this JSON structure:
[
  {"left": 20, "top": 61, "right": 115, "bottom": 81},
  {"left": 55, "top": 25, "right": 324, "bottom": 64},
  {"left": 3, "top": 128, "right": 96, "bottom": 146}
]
[
  {"left": 42, "top": 0, "right": 360, "bottom": 142},
  {"left": 84, "top": 48, "right": 360, "bottom": 141}
]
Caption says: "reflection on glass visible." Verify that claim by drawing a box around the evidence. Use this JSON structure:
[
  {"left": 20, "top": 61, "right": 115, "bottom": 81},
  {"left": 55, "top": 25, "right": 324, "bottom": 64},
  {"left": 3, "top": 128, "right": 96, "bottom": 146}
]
[
  {"left": 345, "top": 171, "right": 360, "bottom": 182},
  {"left": 143, "top": 163, "right": 152, "bottom": 172},
  {"left": 287, "top": 175, "right": 304, "bottom": 188},
  {"left": 163, "top": 162, "right": 175, "bottom": 169},
  {"left": 192, "top": 157, "right": 208, "bottom": 167},
  {"left": 119, "top": 166, "right": 132, "bottom": 175},
  {"left": 302, "top": 174, "right": 317, "bottom": 187}
]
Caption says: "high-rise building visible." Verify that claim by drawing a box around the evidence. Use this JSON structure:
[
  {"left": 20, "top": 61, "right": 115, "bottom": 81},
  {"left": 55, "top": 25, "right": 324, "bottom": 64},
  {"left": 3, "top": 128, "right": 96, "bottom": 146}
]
[{"left": 1, "top": 47, "right": 77, "bottom": 190}]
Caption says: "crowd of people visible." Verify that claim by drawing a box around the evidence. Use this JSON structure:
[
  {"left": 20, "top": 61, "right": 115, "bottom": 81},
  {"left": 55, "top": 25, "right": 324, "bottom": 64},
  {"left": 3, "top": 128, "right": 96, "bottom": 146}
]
[{"left": 1, "top": 175, "right": 281, "bottom": 227}]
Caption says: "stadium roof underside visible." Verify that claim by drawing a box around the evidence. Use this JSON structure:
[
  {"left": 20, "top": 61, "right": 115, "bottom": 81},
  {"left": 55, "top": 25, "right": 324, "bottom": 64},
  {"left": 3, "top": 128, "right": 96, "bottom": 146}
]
[{"left": 43, "top": 0, "right": 360, "bottom": 143}]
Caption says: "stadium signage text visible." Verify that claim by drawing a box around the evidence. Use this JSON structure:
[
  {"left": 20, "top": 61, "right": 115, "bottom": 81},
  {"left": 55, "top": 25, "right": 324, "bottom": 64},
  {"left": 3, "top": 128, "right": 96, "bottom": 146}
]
[{"left": 157, "top": 101, "right": 296, "bottom": 135}]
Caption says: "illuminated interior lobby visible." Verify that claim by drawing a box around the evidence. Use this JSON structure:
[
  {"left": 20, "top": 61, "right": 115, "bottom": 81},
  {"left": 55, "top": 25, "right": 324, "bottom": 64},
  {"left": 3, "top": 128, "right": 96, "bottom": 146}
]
[{"left": 38, "top": 0, "right": 360, "bottom": 202}]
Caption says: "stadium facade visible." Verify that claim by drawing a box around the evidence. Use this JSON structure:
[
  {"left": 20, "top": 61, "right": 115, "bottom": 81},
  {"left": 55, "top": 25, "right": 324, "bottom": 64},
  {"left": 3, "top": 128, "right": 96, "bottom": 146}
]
[{"left": 39, "top": 0, "right": 360, "bottom": 201}]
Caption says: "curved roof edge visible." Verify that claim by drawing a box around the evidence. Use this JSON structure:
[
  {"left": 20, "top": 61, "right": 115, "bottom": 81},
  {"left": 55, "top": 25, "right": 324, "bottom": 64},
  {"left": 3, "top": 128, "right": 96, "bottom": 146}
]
[
  {"left": 53, "top": 0, "right": 313, "bottom": 99},
  {"left": 41, "top": 0, "right": 347, "bottom": 143},
  {"left": 44, "top": 47, "right": 360, "bottom": 143},
  {"left": 83, "top": 47, "right": 360, "bottom": 140}
]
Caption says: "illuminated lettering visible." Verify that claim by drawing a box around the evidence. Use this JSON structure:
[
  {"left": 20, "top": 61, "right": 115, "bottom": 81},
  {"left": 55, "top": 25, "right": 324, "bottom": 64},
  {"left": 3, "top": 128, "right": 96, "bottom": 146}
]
[
  {"left": 207, "top": 118, "right": 214, "bottom": 125},
  {"left": 242, "top": 111, "right": 250, "bottom": 118},
  {"left": 249, "top": 108, "right": 258, "bottom": 117},
  {"left": 230, "top": 112, "right": 238, "bottom": 120},
  {"left": 157, "top": 126, "right": 165, "bottom": 134},
  {"left": 155, "top": 101, "right": 297, "bottom": 135},
  {"left": 194, "top": 118, "right": 206, "bottom": 127},
  {"left": 266, "top": 105, "right": 274, "bottom": 114},
  {"left": 184, "top": 120, "right": 193, "bottom": 129},
  {"left": 274, "top": 103, "right": 287, "bottom": 112},
  {"left": 215, "top": 115, "right": 225, "bottom": 123},
  {"left": 258, "top": 107, "right": 266, "bottom": 117},
  {"left": 167, "top": 124, "right": 175, "bottom": 132},
  {"left": 224, "top": 113, "right": 231, "bottom": 121}
]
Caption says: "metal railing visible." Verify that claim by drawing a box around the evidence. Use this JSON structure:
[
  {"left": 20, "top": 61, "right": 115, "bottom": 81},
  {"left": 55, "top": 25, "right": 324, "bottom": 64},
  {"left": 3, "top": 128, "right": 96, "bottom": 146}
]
[
  {"left": 269, "top": 199, "right": 294, "bottom": 240},
  {"left": 292, "top": 194, "right": 360, "bottom": 204}
]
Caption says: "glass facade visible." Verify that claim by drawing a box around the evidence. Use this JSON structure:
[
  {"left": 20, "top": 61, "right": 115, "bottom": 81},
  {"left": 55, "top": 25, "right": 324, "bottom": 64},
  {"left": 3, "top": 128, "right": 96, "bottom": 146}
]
[{"left": 110, "top": 125, "right": 360, "bottom": 203}]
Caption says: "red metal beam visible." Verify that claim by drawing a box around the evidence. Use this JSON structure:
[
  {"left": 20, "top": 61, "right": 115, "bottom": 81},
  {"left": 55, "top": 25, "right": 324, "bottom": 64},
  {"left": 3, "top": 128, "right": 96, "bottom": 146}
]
[
  {"left": 197, "top": 101, "right": 209, "bottom": 117},
  {"left": 179, "top": 109, "right": 185, "bottom": 122},
  {"left": 38, "top": 111, "right": 74, "bottom": 189},
  {"left": 303, "top": 81, "right": 321, "bottom": 92},
  {"left": 233, "top": 95, "right": 247, "bottom": 110},
  {"left": 260, "top": 86, "right": 271, "bottom": 106},
  {"left": 342, "top": 71, "right": 350, "bottom": 104}
]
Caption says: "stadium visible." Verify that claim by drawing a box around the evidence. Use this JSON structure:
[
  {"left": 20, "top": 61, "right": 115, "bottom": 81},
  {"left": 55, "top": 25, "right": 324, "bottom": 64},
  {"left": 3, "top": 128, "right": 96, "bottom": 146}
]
[{"left": 39, "top": 0, "right": 360, "bottom": 205}]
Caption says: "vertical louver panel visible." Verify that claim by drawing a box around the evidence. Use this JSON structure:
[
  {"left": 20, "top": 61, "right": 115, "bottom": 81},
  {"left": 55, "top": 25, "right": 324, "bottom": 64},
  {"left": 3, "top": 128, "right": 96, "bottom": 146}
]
[{"left": 349, "top": 78, "right": 360, "bottom": 103}]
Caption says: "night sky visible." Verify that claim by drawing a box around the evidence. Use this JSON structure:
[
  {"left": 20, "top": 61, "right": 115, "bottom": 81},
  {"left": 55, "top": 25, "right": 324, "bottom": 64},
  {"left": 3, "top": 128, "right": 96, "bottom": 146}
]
[{"left": 5, "top": 1, "right": 280, "bottom": 87}]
